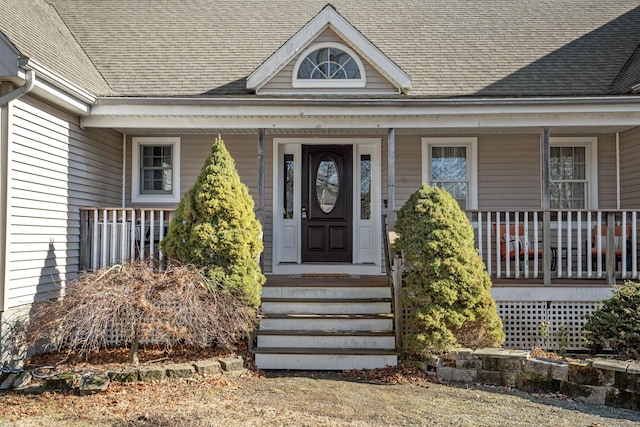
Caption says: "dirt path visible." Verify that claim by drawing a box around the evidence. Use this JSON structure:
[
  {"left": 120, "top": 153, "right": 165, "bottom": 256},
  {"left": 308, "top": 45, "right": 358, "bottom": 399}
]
[{"left": 2, "top": 370, "right": 639, "bottom": 426}]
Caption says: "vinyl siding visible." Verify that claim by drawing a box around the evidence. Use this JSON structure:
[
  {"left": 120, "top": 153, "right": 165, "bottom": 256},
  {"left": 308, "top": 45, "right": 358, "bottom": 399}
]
[
  {"left": 620, "top": 127, "right": 640, "bottom": 208},
  {"left": 259, "top": 28, "right": 398, "bottom": 95},
  {"left": 7, "top": 96, "right": 122, "bottom": 308},
  {"left": 393, "top": 133, "right": 617, "bottom": 211}
]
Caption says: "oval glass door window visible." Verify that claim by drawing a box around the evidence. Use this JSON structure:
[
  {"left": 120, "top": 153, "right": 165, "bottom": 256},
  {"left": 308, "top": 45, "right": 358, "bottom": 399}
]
[{"left": 316, "top": 157, "right": 339, "bottom": 213}]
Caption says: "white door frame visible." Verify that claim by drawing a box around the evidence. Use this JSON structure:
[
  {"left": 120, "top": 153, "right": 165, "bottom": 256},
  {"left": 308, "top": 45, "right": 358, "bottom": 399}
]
[{"left": 272, "top": 138, "right": 382, "bottom": 275}]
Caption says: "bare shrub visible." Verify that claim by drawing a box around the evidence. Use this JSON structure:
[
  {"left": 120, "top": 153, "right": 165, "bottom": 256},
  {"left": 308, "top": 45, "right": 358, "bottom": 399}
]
[{"left": 25, "top": 261, "right": 259, "bottom": 363}]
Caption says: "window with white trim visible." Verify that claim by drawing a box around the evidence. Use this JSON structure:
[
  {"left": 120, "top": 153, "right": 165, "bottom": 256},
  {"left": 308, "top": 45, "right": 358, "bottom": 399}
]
[
  {"left": 292, "top": 42, "right": 365, "bottom": 88},
  {"left": 422, "top": 137, "right": 478, "bottom": 210},
  {"left": 550, "top": 137, "right": 598, "bottom": 209},
  {"left": 132, "top": 137, "right": 181, "bottom": 203}
]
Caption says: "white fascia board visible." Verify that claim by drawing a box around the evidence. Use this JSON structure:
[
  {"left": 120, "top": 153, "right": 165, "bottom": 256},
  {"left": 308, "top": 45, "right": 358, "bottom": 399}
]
[
  {"left": 20, "top": 59, "right": 97, "bottom": 104},
  {"left": 85, "top": 97, "right": 640, "bottom": 117},
  {"left": 82, "top": 111, "right": 640, "bottom": 129},
  {"left": 246, "top": 5, "right": 411, "bottom": 93},
  {"left": 22, "top": 69, "right": 90, "bottom": 115}
]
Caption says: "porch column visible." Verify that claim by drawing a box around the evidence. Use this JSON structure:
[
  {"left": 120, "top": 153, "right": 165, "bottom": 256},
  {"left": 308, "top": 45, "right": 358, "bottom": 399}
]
[
  {"left": 387, "top": 128, "right": 396, "bottom": 228},
  {"left": 257, "top": 128, "right": 265, "bottom": 270},
  {"left": 541, "top": 126, "right": 552, "bottom": 285}
]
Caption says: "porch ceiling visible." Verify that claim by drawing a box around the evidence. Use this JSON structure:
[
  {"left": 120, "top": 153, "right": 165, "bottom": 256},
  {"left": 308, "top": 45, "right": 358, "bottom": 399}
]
[{"left": 114, "top": 125, "right": 635, "bottom": 136}]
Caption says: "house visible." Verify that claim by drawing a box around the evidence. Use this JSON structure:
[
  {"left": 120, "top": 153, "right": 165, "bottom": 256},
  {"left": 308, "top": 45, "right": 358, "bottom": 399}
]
[{"left": 1, "top": 0, "right": 640, "bottom": 369}]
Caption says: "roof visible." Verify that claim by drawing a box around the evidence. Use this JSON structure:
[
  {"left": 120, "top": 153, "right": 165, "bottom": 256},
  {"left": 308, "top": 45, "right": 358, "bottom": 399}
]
[
  {"left": 0, "top": 0, "right": 112, "bottom": 96},
  {"left": 3, "top": 1, "right": 640, "bottom": 98}
]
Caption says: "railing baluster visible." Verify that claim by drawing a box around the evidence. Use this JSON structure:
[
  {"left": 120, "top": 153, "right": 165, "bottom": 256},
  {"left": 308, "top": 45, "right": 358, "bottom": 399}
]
[
  {"left": 101, "top": 209, "right": 108, "bottom": 269},
  {"left": 506, "top": 212, "right": 511, "bottom": 278},
  {"left": 567, "top": 211, "right": 573, "bottom": 278},
  {"left": 533, "top": 211, "right": 540, "bottom": 278},
  {"left": 92, "top": 208, "right": 99, "bottom": 270},
  {"left": 149, "top": 210, "right": 155, "bottom": 263},
  {"left": 159, "top": 210, "right": 165, "bottom": 262},
  {"left": 523, "top": 212, "right": 529, "bottom": 278},
  {"left": 577, "top": 211, "right": 582, "bottom": 278},
  {"left": 140, "top": 210, "right": 146, "bottom": 260},
  {"left": 587, "top": 211, "right": 593, "bottom": 278},
  {"left": 496, "top": 212, "right": 501, "bottom": 279},
  {"left": 596, "top": 211, "right": 603, "bottom": 278},
  {"left": 486, "top": 212, "right": 492, "bottom": 276},
  {"left": 622, "top": 212, "right": 628, "bottom": 279}
]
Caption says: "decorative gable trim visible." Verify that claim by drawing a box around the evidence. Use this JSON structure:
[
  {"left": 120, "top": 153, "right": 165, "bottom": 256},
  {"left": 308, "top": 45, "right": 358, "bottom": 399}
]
[{"left": 246, "top": 4, "right": 411, "bottom": 94}]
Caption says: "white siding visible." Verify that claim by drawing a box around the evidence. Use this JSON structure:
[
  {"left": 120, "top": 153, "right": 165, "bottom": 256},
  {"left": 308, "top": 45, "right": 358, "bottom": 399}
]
[
  {"left": 260, "top": 28, "right": 398, "bottom": 95},
  {"left": 7, "top": 97, "right": 122, "bottom": 308},
  {"left": 620, "top": 127, "right": 640, "bottom": 208}
]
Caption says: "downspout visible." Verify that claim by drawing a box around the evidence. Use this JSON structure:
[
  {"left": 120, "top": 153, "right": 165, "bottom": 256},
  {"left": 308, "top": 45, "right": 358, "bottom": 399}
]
[
  {"left": 0, "top": 69, "right": 36, "bottom": 317},
  {"left": 0, "top": 70, "right": 35, "bottom": 107},
  {"left": 616, "top": 132, "right": 621, "bottom": 209},
  {"left": 122, "top": 133, "right": 127, "bottom": 208}
]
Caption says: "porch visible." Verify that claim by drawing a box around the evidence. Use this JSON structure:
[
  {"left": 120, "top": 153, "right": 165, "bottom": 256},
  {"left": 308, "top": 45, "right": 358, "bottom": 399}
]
[{"left": 79, "top": 207, "right": 640, "bottom": 286}]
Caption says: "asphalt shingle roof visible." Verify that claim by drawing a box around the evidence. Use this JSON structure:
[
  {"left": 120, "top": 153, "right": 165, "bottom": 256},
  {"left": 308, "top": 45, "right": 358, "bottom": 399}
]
[
  {"left": 0, "top": 0, "right": 112, "bottom": 95},
  {"left": 3, "top": 0, "right": 640, "bottom": 98}
]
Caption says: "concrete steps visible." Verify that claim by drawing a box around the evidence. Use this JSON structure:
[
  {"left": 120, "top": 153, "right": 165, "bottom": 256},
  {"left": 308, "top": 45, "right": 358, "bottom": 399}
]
[{"left": 253, "top": 275, "right": 398, "bottom": 370}]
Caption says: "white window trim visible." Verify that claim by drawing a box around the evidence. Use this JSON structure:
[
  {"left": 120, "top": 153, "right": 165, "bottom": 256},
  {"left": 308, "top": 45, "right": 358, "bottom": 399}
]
[
  {"left": 550, "top": 137, "right": 598, "bottom": 209},
  {"left": 132, "top": 137, "right": 181, "bottom": 204},
  {"left": 421, "top": 137, "right": 478, "bottom": 210},
  {"left": 292, "top": 42, "right": 366, "bottom": 89}
]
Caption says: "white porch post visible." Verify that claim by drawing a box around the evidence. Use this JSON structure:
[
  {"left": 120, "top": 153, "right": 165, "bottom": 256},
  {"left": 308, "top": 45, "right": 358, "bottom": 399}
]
[
  {"left": 541, "top": 126, "right": 552, "bottom": 285},
  {"left": 258, "top": 129, "right": 265, "bottom": 270},
  {"left": 387, "top": 128, "right": 396, "bottom": 228}
]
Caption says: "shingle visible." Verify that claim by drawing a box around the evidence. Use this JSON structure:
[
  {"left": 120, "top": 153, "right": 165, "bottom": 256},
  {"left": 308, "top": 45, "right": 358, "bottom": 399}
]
[
  {"left": 0, "top": 0, "right": 112, "bottom": 95},
  {"left": 5, "top": 0, "right": 640, "bottom": 98}
]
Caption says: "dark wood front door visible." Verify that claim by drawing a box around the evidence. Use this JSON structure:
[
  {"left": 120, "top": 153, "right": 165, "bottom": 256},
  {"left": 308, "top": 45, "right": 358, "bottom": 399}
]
[{"left": 302, "top": 145, "right": 352, "bottom": 262}]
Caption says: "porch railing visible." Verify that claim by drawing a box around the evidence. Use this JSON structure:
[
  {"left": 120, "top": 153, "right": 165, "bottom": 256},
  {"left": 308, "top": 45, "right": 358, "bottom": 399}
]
[
  {"left": 467, "top": 210, "right": 640, "bottom": 284},
  {"left": 80, "top": 208, "right": 176, "bottom": 270}
]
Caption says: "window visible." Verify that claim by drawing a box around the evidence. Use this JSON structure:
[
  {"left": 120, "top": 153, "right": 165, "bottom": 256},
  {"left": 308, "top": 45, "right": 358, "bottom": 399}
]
[
  {"left": 422, "top": 137, "right": 478, "bottom": 210},
  {"left": 132, "top": 137, "right": 181, "bottom": 203},
  {"left": 550, "top": 137, "right": 597, "bottom": 209},
  {"left": 292, "top": 42, "right": 365, "bottom": 88}
]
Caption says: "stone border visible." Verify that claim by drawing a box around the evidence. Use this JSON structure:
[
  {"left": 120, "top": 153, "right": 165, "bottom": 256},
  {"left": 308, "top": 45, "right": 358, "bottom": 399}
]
[
  {"left": 415, "top": 348, "right": 640, "bottom": 411},
  {"left": 0, "top": 356, "right": 246, "bottom": 394}
]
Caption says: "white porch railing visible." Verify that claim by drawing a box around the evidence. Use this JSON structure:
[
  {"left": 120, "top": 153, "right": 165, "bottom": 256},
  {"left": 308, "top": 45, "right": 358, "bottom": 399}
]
[
  {"left": 467, "top": 210, "right": 640, "bottom": 283},
  {"left": 80, "top": 208, "right": 176, "bottom": 270}
]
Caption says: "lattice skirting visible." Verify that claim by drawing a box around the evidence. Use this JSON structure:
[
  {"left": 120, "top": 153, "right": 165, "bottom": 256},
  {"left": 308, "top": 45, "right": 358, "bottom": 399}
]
[{"left": 402, "top": 301, "right": 602, "bottom": 351}]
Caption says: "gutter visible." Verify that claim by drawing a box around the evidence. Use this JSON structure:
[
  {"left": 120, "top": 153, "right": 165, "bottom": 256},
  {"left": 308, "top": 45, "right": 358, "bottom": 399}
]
[
  {"left": 92, "top": 95, "right": 640, "bottom": 108},
  {"left": 0, "top": 69, "right": 35, "bottom": 107}
]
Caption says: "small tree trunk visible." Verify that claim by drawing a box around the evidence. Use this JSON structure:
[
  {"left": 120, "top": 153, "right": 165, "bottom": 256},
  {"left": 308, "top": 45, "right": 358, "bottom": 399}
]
[{"left": 130, "top": 327, "right": 140, "bottom": 364}]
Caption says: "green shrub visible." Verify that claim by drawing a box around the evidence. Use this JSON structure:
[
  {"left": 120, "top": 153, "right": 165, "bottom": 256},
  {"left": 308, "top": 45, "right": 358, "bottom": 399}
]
[
  {"left": 395, "top": 184, "right": 504, "bottom": 357},
  {"left": 161, "top": 136, "right": 265, "bottom": 309},
  {"left": 583, "top": 281, "right": 640, "bottom": 359}
]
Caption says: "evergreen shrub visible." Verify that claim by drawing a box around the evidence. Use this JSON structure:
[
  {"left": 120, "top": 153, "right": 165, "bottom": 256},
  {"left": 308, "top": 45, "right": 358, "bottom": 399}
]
[
  {"left": 161, "top": 136, "right": 265, "bottom": 309},
  {"left": 583, "top": 281, "right": 640, "bottom": 359},
  {"left": 395, "top": 184, "right": 505, "bottom": 357}
]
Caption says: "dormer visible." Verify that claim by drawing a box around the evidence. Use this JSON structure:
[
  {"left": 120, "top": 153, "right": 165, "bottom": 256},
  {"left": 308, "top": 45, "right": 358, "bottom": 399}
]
[{"left": 246, "top": 5, "right": 411, "bottom": 95}]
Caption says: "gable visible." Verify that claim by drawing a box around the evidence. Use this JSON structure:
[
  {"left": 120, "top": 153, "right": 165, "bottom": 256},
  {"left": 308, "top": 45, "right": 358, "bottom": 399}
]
[
  {"left": 258, "top": 28, "right": 399, "bottom": 95},
  {"left": 0, "top": 33, "right": 20, "bottom": 77},
  {"left": 246, "top": 4, "right": 411, "bottom": 95}
]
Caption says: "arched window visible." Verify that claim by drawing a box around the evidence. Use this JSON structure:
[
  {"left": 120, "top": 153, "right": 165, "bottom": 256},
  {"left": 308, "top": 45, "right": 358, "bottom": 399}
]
[{"left": 293, "top": 43, "right": 365, "bottom": 88}]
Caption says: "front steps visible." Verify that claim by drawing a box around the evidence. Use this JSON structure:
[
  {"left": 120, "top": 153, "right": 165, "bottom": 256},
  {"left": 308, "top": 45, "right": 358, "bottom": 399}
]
[{"left": 253, "top": 275, "right": 398, "bottom": 370}]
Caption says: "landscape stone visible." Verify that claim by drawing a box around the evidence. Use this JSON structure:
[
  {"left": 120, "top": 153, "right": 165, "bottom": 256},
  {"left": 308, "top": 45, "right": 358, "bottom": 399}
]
[
  {"left": 516, "top": 371, "right": 560, "bottom": 394},
  {"left": 473, "top": 348, "right": 529, "bottom": 359},
  {"left": 448, "top": 348, "right": 473, "bottom": 360},
  {"left": 108, "top": 369, "right": 139, "bottom": 383},
  {"left": 450, "top": 368, "right": 477, "bottom": 383},
  {"left": 501, "top": 371, "right": 519, "bottom": 388},
  {"left": 455, "top": 359, "right": 481, "bottom": 370},
  {"left": 44, "top": 372, "right": 78, "bottom": 390},
  {"left": 219, "top": 356, "right": 244, "bottom": 372},
  {"left": 477, "top": 369, "right": 502, "bottom": 386},
  {"left": 194, "top": 360, "right": 222, "bottom": 377},
  {"left": 223, "top": 368, "right": 248, "bottom": 378},
  {"left": 592, "top": 358, "right": 629, "bottom": 373},
  {"left": 78, "top": 374, "right": 110, "bottom": 395},
  {"left": 165, "top": 363, "right": 195, "bottom": 379},
  {"left": 436, "top": 366, "right": 454, "bottom": 382},
  {"left": 627, "top": 362, "right": 640, "bottom": 375},
  {"left": 138, "top": 366, "right": 165, "bottom": 382},
  {"left": 480, "top": 356, "right": 522, "bottom": 372}
]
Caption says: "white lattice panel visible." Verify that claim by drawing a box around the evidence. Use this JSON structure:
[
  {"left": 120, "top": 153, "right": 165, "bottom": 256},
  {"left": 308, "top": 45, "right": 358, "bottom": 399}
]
[{"left": 498, "top": 301, "right": 601, "bottom": 351}]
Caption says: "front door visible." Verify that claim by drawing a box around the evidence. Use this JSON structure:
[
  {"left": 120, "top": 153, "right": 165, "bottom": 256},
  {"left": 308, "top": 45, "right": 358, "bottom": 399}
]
[{"left": 301, "top": 145, "right": 353, "bottom": 262}]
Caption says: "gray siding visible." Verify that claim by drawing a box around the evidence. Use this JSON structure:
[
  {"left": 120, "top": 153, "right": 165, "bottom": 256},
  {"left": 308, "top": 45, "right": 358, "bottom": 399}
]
[
  {"left": 260, "top": 28, "right": 398, "bottom": 95},
  {"left": 620, "top": 127, "right": 640, "bottom": 208},
  {"left": 8, "top": 96, "right": 122, "bottom": 308},
  {"left": 596, "top": 133, "right": 617, "bottom": 209}
]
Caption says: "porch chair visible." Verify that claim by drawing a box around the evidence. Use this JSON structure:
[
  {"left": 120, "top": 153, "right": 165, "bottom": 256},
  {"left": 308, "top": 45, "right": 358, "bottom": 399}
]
[
  {"left": 591, "top": 225, "right": 632, "bottom": 270},
  {"left": 495, "top": 224, "right": 545, "bottom": 266}
]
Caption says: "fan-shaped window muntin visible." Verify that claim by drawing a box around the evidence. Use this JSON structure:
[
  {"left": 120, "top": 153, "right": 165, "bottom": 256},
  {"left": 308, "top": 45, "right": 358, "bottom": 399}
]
[{"left": 293, "top": 43, "right": 366, "bottom": 88}]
